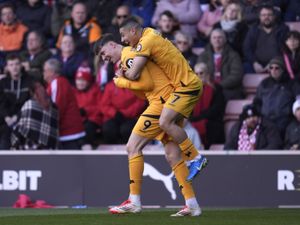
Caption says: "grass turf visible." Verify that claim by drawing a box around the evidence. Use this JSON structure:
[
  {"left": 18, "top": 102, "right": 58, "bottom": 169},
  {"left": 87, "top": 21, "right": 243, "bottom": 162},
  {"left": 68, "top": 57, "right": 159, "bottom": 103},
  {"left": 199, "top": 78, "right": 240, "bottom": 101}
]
[{"left": 0, "top": 208, "right": 299, "bottom": 225}]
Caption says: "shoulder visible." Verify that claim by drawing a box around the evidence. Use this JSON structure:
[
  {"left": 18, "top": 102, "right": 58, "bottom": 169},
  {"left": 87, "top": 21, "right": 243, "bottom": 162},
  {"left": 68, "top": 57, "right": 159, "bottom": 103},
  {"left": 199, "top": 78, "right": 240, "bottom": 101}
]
[
  {"left": 22, "top": 99, "right": 34, "bottom": 110},
  {"left": 87, "top": 17, "right": 101, "bottom": 28},
  {"left": 142, "top": 28, "right": 161, "bottom": 39},
  {"left": 259, "top": 76, "right": 272, "bottom": 87},
  {"left": 122, "top": 46, "right": 133, "bottom": 55}
]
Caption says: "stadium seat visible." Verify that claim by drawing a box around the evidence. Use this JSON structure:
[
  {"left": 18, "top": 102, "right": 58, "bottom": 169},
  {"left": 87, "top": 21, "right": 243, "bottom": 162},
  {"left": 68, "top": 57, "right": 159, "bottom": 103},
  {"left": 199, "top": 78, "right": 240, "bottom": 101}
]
[
  {"left": 286, "top": 22, "right": 300, "bottom": 32},
  {"left": 224, "top": 99, "right": 252, "bottom": 121},
  {"left": 243, "top": 73, "right": 268, "bottom": 99},
  {"left": 209, "top": 144, "right": 224, "bottom": 151},
  {"left": 224, "top": 99, "right": 252, "bottom": 140}
]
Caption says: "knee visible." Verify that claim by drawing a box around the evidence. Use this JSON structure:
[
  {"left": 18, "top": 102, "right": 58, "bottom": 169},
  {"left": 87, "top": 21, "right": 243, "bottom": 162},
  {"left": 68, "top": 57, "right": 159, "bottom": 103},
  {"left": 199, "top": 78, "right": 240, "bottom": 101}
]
[
  {"left": 164, "top": 151, "right": 173, "bottom": 166},
  {"left": 159, "top": 116, "right": 171, "bottom": 131},
  {"left": 126, "top": 141, "right": 141, "bottom": 158},
  {"left": 165, "top": 151, "right": 180, "bottom": 168}
]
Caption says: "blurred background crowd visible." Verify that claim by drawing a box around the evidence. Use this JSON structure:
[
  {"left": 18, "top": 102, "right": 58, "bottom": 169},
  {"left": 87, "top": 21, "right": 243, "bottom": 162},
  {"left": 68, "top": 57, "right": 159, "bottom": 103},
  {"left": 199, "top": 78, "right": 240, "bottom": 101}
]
[{"left": 0, "top": 0, "right": 300, "bottom": 151}]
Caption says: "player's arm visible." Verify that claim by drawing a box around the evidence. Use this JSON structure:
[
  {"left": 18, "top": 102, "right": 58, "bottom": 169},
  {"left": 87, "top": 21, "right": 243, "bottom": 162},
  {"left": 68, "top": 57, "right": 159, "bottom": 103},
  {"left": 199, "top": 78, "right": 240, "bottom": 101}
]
[
  {"left": 114, "top": 66, "right": 154, "bottom": 91},
  {"left": 124, "top": 56, "right": 148, "bottom": 81}
]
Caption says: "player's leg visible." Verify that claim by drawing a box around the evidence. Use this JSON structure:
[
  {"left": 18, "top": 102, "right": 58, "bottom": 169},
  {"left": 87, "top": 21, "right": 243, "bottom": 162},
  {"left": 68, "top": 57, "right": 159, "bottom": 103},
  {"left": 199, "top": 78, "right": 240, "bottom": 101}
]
[
  {"left": 163, "top": 141, "right": 201, "bottom": 217},
  {"left": 160, "top": 92, "right": 208, "bottom": 181},
  {"left": 109, "top": 133, "right": 150, "bottom": 214}
]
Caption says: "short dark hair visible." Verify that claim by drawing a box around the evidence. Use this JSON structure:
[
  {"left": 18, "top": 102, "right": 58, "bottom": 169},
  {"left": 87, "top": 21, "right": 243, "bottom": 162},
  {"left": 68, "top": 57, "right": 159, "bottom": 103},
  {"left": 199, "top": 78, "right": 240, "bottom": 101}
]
[
  {"left": 0, "top": 2, "right": 16, "bottom": 14},
  {"left": 6, "top": 53, "right": 21, "bottom": 62},
  {"left": 72, "top": 0, "right": 87, "bottom": 11},
  {"left": 285, "top": 30, "right": 300, "bottom": 42},
  {"left": 119, "top": 16, "right": 142, "bottom": 30},
  {"left": 159, "top": 10, "right": 175, "bottom": 20},
  {"left": 259, "top": 4, "right": 275, "bottom": 15},
  {"left": 93, "top": 33, "right": 116, "bottom": 55},
  {"left": 26, "top": 30, "right": 46, "bottom": 48}
]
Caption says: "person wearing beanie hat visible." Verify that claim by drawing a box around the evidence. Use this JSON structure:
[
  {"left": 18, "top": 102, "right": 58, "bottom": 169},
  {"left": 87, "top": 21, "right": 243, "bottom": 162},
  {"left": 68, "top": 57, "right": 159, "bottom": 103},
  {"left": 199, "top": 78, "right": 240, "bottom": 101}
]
[
  {"left": 76, "top": 66, "right": 93, "bottom": 83},
  {"left": 75, "top": 66, "right": 93, "bottom": 91},
  {"left": 284, "top": 98, "right": 300, "bottom": 150},
  {"left": 240, "top": 104, "right": 260, "bottom": 121},
  {"left": 254, "top": 56, "right": 295, "bottom": 137},
  {"left": 292, "top": 98, "right": 300, "bottom": 116},
  {"left": 224, "top": 103, "right": 283, "bottom": 150},
  {"left": 73, "top": 65, "right": 103, "bottom": 149},
  {"left": 268, "top": 57, "right": 285, "bottom": 72}
]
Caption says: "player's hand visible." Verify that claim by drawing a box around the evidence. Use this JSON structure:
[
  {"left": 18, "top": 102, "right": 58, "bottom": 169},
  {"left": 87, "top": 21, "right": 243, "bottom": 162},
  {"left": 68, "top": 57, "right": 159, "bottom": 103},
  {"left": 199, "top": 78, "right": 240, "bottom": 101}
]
[{"left": 253, "top": 62, "right": 266, "bottom": 73}]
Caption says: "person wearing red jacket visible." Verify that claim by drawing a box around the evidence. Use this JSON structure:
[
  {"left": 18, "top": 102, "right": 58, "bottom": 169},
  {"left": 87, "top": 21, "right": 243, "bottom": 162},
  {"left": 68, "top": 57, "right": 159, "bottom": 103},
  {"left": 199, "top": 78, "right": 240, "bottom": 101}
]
[
  {"left": 43, "top": 58, "right": 85, "bottom": 149},
  {"left": 190, "top": 62, "right": 225, "bottom": 149},
  {"left": 101, "top": 80, "right": 146, "bottom": 144},
  {"left": 73, "top": 66, "right": 103, "bottom": 147}
]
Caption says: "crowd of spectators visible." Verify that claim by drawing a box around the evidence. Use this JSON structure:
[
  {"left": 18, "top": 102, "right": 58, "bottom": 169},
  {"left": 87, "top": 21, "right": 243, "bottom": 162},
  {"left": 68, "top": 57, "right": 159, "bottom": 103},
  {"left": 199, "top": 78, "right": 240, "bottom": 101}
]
[{"left": 0, "top": 0, "right": 299, "bottom": 150}]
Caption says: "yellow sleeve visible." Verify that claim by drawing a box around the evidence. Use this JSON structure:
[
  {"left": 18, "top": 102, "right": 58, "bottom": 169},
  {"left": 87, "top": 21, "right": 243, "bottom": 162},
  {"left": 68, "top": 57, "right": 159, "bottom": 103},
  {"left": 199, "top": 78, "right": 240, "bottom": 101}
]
[
  {"left": 113, "top": 78, "right": 146, "bottom": 99},
  {"left": 135, "top": 29, "right": 158, "bottom": 57},
  {"left": 114, "top": 66, "right": 154, "bottom": 91}
]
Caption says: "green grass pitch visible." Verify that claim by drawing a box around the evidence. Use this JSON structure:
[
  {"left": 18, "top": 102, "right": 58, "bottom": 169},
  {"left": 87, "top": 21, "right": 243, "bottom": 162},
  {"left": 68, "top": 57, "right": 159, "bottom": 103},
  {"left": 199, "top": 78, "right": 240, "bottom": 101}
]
[{"left": 0, "top": 208, "right": 299, "bottom": 225}]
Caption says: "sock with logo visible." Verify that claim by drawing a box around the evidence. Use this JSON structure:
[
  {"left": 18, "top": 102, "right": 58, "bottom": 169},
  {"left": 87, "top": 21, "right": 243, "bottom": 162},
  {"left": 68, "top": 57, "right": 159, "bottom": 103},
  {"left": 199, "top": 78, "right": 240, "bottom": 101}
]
[
  {"left": 179, "top": 138, "right": 200, "bottom": 161},
  {"left": 128, "top": 154, "right": 144, "bottom": 201},
  {"left": 129, "top": 194, "right": 141, "bottom": 207},
  {"left": 186, "top": 197, "right": 199, "bottom": 209},
  {"left": 172, "top": 160, "right": 195, "bottom": 200}
]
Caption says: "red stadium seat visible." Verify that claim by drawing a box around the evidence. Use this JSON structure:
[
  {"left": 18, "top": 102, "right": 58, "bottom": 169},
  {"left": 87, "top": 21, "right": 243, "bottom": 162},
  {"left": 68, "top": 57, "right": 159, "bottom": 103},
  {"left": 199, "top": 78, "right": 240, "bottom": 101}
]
[
  {"left": 243, "top": 73, "right": 268, "bottom": 99},
  {"left": 209, "top": 144, "right": 224, "bottom": 151},
  {"left": 224, "top": 99, "right": 252, "bottom": 140},
  {"left": 224, "top": 99, "right": 252, "bottom": 121},
  {"left": 286, "top": 22, "right": 300, "bottom": 32}
]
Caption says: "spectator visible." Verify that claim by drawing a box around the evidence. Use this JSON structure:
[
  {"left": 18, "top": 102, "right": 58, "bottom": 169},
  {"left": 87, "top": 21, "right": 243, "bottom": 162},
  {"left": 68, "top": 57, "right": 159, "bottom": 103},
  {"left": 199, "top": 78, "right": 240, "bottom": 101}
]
[
  {"left": 123, "top": 0, "right": 155, "bottom": 27},
  {"left": 51, "top": 0, "right": 74, "bottom": 38},
  {"left": 73, "top": 65, "right": 103, "bottom": 148},
  {"left": 152, "top": 0, "right": 202, "bottom": 39},
  {"left": 43, "top": 58, "right": 85, "bottom": 149},
  {"left": 213, "top": 2, "right": 248, "bottom": 57},
  {"left": 86, "top": 0, "right": 121, "bottom": 34},
  {"left": 56, "top": 1, "right": 102, "bottom": 56},
  {"left": 243, "top": 5, "right": 289, "bottom": 73},
  {"left": 197, "top": 28, "right": 244, "bottom": 100},
  {"left": 20, "top": 31, "right": 52, "bottom": 81},
  {"left": 54, "top": 34, "right": 86, "bottom": 85},
  {"left": 16, "top": 0, "right": 52, "bottom": 38},
  {"left": 197, "top": 0, "right": 224, "bottom": 44},
  {"left": 94, "top": 58, "right": 115, "bottom": 91},
  {"left": 190, "top": 62, "right": 225, "bottom": 149},
  {"left": 282, "top": 0, "right": 300, "bottom": 22},
  {"left": 281, "top": 31, "right": 300, "bottom": 80},
  {"left": 156, "top": 10, "right": 179, "bottom": 42},
  {"left": 0, "top": 3, "right": 28, "bottom": 52},
  {"left": 224, "top": 103, "right": 283, "bottom": 150},
  {"left": 241, "top": 0, "right": 262, "bottom": 26},
  {"left": 155, "top": 118, "right": 204, "bottom": 150},
  {"left": 255, "top": 57, "right": 295, "bottom": 136},
  {"left": 284, "top": 99, "right": 300, "bottom": 150},
  {"left": 183, "top": 119, "right": 204, "bottom": 150},
  {"left": 106, "top": 5, "right": 132, "bottom": 43},
  {"left": 0, "top": 54, "right": 32, "bottom": 149},
  {"left": 174, "top": 31, "right": 198, "bottom": 69},
  {"left": 11, "top": 80, "right": 59, "bottom": 150},
  {"left": 101, "top": 80, "right": 145, "bottom": 144}
]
